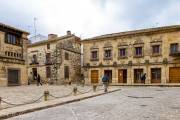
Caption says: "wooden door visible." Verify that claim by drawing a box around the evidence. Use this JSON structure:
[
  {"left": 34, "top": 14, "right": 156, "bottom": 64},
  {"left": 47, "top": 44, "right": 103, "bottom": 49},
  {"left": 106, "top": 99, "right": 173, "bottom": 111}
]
[
  {"left": 91, "top": 70, "right": 99, "bottom": 83},
  {"left": 169, "top": 67, "right": 180, "bottom": 83},
  {"left": 118, "top": 70, "right": 123, "bottom": 83}
]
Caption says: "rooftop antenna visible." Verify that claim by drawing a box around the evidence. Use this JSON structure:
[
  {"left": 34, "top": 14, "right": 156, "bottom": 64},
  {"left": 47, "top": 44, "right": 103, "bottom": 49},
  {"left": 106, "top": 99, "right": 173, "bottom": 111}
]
[{"left": 34, "top": 17, "right": 37, "bottom": 42}]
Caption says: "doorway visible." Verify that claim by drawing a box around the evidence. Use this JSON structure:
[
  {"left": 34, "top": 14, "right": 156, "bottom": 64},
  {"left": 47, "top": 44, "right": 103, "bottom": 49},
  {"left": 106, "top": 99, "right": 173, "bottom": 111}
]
[
  {"left": 118, "top": 69, "right": 127, "bottom": 83},
  {"left": 32, "top": 68, "right": 37, "bottom": 80},
  {"left": 134, "top": 69, "right": 143, "bottom": 83},
  {"left": 104, "top": 70, "right": 112, "bottom": 83},
  {"left": 8, "top": 69, "right": 20, "bottom": 86}
]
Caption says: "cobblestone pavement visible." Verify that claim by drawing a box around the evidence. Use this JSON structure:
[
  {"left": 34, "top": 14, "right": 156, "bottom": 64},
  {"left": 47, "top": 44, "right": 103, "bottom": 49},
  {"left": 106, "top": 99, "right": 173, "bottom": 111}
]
[
  {"left": 7, "top": 87, "right": 180, "bottom": 120},
  {"left": 0, "top": 84, "right": 92, "bottom": 109}
]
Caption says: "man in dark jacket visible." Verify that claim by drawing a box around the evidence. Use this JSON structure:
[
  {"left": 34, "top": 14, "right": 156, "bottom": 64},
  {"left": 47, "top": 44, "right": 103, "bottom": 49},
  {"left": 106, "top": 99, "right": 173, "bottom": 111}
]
[
  {"left": 102, "top": 74, "right": 109, "bottom": 92},
  {"left": 36, "top": 74, "right": 42, "bottom": 86}
]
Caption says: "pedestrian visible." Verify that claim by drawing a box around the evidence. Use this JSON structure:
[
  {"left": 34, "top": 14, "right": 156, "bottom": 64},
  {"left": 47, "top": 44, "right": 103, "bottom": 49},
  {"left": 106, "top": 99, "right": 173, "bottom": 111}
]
[
  {"left": 36, "top": 74, "right": 42, "bottom": 86},
  {"left": 102, "top": 74, "right": 109, "bottom": 92},
  {"left": 141, "top": 73, "right": 146, "bottom": 84}
]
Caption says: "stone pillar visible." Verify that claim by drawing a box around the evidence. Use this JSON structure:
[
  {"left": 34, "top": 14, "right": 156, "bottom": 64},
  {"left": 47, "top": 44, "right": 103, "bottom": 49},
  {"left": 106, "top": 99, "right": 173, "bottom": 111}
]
[
  {"left": 127, "top": 67, "right": 132, "bottom": 85},
  {"left": 112, "top": 67, "right": 118, "bottom": 84},
  {"left": 162, "top": 65, "right": 168, "bottom": 84},
  {"left": 145, "top": 65, "right": 150, "bottom": 84}
]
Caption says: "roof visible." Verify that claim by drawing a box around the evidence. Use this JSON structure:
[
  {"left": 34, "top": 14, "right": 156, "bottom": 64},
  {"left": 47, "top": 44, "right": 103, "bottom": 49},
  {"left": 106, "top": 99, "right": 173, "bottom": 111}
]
[
  {"left": 82, "top": 25, "right": 180, "bottom": 42},
  {"left": 0, "top": 22, "right": 29, "bottom": 34},
  {"left": 28, "top": 34, "right": 78, "bottom": 47}
]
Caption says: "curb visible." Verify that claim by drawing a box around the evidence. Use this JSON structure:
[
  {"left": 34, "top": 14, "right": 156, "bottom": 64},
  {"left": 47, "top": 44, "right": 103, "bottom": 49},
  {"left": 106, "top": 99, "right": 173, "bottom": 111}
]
[{"left": 0, "top": 88, "right": 121, "bottom": 119}]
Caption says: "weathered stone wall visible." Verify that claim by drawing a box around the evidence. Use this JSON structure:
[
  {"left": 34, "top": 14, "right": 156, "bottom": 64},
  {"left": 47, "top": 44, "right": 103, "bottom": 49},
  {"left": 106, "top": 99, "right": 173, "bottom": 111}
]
[
  {"left": 28, "top": 35, "right": 81, "bottom": 84},
  {"left": 0, "top": 30, "right": 29, "bottom": 86}
]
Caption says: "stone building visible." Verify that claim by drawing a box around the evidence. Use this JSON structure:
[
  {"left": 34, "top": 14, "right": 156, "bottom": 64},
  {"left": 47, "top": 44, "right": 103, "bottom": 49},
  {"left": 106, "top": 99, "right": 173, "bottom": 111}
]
[
  {"left": 82, "top": 25, "right": 180, "bottom": 85},
  {"left": 0, "top": 23, "right": 29, "bottom": 86},
  {"left": 27, "top": 31, "right": 81, "bottom": 84}
]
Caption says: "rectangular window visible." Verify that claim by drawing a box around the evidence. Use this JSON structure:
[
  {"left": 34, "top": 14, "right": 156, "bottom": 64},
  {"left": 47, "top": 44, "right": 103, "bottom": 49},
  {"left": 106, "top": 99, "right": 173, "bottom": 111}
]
[
  {"left": 47, "top": 44, "right": 50, "bottom": 49},
  {"left": 46, "top": 67, "right": 51, "bottom": 78},
  {"left": 5, "top": 33, "right": 20, "bottom": 45},
  {"left": 152, "top": 45, "right": 160, "bottom": 54},
  {"left": 65, "top": 52, "right": 69, "bottom": 60},
  {"left": 104, "top": 49, "right": 112, "bottom": 59},
  {"left": 119, "top": 48, "right": 126, "bottom": 57},
  {"left": 46, "top": 53, "right": 51, "bottom": 64},
  {"left": 64, "top": 66, "right": 69, "bottom": 79},
  {"left": 91, "top": 51, "right": 98, "bottom": 59},
  {"left": 32, "top": 54, "right": 38, "bottom": 63},
  {"left": 135, "top": 47, "right": 142, "bottom": 56},
  {"left": 170, "top": 43, "right": 178, "bottom": 54}
]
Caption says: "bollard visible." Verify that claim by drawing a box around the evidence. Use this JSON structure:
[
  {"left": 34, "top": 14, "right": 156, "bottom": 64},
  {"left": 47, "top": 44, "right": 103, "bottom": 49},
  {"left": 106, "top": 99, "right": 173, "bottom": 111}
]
[
  {"left": 44, "top": 90, "right": 49, "bottom": 101},
  {"left": 73, "top": 87, "right": 77, "bottom": 95},
  {"left": 93, "top": 85, "right": 97, "bottom": 92}
]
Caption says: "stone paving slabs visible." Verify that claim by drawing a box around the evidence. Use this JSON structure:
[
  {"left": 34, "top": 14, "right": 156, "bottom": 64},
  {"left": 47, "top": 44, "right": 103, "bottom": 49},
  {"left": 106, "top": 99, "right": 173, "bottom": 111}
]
[{"left": 7, "top": 87, "right": 180, "bottom": 120}]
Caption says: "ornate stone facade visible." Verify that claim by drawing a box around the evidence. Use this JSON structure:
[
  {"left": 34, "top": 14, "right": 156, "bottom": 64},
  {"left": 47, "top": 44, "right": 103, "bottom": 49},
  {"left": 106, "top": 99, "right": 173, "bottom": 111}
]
[
  {"left": 82, "top": 25, "right": 180, "bottom": 85},
  {"left": 0, "top": 23, "right": 29, "bottom": 86}
]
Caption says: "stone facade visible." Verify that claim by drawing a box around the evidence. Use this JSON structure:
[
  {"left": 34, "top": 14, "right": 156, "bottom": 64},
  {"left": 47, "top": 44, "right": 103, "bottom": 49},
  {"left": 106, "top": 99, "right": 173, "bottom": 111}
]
[
  {"left": 82, "top": 25, "right": 180, "bottom": 85},
  {"left": 27, "top": 32, "right": 81, "bottom": 84},
  {"left": 0, "top": 23, "right": 29, "bottom": 86}
]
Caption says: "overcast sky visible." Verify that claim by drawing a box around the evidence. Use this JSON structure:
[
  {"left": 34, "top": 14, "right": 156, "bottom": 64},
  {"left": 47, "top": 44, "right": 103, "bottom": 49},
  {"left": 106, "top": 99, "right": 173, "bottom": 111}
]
[{"left": 1, "top": 0, "right": 180, "bottom": 39}]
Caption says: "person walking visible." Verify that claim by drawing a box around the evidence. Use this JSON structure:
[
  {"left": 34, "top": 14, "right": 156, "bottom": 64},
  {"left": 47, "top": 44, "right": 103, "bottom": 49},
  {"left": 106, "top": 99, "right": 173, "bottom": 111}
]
[
  {"left": 102, "top": 74, "right": 109, "bottom": 92},
  {"left": 36, "top": 74, "right": 42, "bottom": 86}
]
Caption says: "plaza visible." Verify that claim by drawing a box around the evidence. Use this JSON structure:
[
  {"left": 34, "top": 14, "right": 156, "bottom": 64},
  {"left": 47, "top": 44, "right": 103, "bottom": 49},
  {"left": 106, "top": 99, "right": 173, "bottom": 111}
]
[{"left": 5, "top": 86, "right": 180, "bottom": 120}]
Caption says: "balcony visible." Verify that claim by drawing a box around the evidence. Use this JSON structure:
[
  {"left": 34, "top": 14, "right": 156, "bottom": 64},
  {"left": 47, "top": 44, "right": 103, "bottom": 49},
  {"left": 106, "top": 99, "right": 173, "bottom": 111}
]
[
  {"left": 29, "top": 60, "right": 39, "bottom": 65},
  {"left": 45, "top": 60, "right": 52, "bottom": 65},
  {"left": 90, "top": 58, "right": 99, "bottom": 61},
  {"left": 103, "top": 57, "right": 112, "bottom": 60},
  {"left": 169, "top": 51, "right": 180, "bottom": 57}
]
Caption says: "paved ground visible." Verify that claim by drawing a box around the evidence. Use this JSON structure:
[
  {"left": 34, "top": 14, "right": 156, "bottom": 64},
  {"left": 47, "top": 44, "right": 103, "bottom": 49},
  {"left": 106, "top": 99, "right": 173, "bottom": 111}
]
[
  {"left": 7, "top": 87, "right": 180, "bottom": 120},
  {"left": 0, "top": 84, "right": 91, "bottom": 109}
]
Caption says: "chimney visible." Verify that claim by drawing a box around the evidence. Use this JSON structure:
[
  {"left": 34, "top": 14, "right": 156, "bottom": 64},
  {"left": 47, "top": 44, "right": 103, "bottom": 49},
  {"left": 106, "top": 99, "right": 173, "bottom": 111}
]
[
  {"left": 48, "top": 34, "right": 58, "bottom": 39},
  {"left": 67, "top": 30, "right": 71, "bottom": 35}
]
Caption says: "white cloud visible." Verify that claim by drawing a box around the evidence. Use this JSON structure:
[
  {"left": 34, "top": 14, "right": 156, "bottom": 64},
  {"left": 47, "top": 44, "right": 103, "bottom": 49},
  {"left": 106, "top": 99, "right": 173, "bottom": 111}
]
[{"left": 1, "top": 0, "right": 180, "bottom": 40}]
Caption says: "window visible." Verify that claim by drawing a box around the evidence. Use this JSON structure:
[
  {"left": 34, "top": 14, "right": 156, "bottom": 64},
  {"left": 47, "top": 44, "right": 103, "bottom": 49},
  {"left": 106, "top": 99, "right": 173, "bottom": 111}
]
[
  {"left": 46, "top": 53, "right": 51, "bottom": 63},
  {"left": 65, "top": 52, "right": 69, "bottom": 60},
  {"left": 47, "top": 44, "right": 50, "bottom": 49},
  {"left": 119, "top": 48, "right": 126, "bottom": 57},
  {"left": 32, "top": 54, "right": 38, "bottom": 63},
  {"left": 170, "top": 43, "right": 178, "bottom": 54},
  {"left": 46, "top": 67, "right": 51, "bottom": 78},
  {"left": 104, "top": 49, "right": 112, "bottom": 59},
  {"left": 135, "top": 47, "right": 142, "bottom": 56},
  {"left": 64, "top": 66, "right": 69, "bottom": 79},
  {"left": 5, "top": 33, "right": 20, "bottom": 45},
  {"left": 152, "top": 45, "right": 160, "bottom": 54},
  {"left": 91, "top": 51, "right": 98, "bottom": 60}
]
